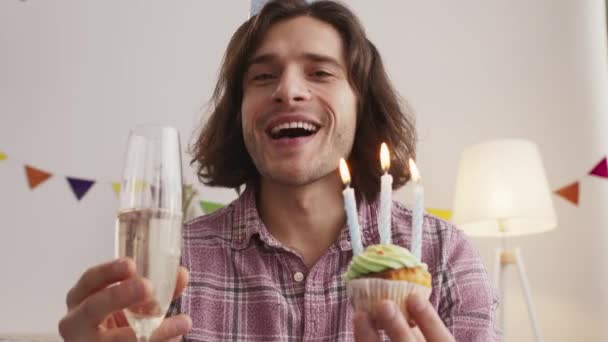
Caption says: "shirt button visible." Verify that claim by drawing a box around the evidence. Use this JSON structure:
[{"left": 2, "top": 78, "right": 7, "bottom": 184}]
[{"left": 294, "top": 271, "right": 305, "bottom": 282}]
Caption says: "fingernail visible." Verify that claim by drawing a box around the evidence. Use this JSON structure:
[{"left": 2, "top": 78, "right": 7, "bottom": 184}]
[
  {"left": 176, "top": 315, "right": 192, "bottom": 332},
  {"left": 379, "top": 300, "right": 396, "bottom": 317},
  {"left": 140, "top": 278, "right": 154, "bottom": 295},
  {"left": 114, "top": 258, "right": 133, "bottom": 273},
  {"left": 409, "top": 293, "right": 426, "bottom": 313},
  {"left": 114, "top": 258, "right": 127, "bottom": 271},
  {"left": 129, "top": 278, "right": 144, "bottom": 298},
  {"left": 130, "top": 278, "right": 151, "bottom": 300}
]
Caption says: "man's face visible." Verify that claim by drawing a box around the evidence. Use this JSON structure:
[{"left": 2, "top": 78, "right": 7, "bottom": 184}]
[{"left": 241, "top": 16, "right": 358, "bottom": 187}]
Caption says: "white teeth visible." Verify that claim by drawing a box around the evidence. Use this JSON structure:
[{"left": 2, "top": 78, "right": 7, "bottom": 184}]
[{"left": 270, "top": 121, "right": 319, "bottom": 135}]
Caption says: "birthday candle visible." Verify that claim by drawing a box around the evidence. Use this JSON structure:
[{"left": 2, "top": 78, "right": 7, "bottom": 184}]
[
  {"left": 409, "top": 158, "right": 424, "bottom": 260},
  {"left": 378, "top": 143, "right": 393, "bottom": 244},
  {"left": 339, "top": 158, "right": 363, "bottom": 255}
]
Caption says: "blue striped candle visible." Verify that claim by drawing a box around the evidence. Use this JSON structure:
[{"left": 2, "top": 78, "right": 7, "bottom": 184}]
[
  {"left": 340, "top": 158, "right": 363, "bottom": 255},
  {"left": 378, "top": 143, "right": 393, "bottom": 244},
  {"left": 409, "top": 158, "right": 424, "bottom": 260}
]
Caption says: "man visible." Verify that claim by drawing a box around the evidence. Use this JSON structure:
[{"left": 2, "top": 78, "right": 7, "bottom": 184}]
[{"left": 59, "top": 1, "right": 500, "bottom": 341}]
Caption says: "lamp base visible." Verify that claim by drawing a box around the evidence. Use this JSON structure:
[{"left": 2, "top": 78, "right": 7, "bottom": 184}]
[
  {"left": 494, "top": 247, "right": 543, "bottom": 342},
  {"left": 500, "top": 250, "right": 516, "bottom": 265}
]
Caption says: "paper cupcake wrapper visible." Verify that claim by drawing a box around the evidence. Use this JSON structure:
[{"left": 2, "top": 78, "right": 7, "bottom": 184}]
[{"left": 347, "top": 278, "right": 432, "bottom": 319}]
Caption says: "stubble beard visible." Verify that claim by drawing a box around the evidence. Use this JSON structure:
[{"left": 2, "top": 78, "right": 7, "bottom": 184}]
[
  {"left": 244, "top": 124, "right": 355, "bottom": 189},
  {"left": 257, "top": 157, "right": 333, "bottom": 188}
]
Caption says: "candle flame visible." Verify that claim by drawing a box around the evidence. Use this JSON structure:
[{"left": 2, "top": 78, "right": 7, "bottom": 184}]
[
  {"left": 380, "top": 142, "right": 390, "bottom": 172},
  {"left": 408, "top": 158, "right": 421, "bottom": 182},
  {"left": 339, "top": 158, "right": 351, "bottom": 185}
]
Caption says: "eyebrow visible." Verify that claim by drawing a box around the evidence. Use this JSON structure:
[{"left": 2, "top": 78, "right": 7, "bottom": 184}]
[{"left": 247, "top": 52, "right": 344, "bottom": 71}]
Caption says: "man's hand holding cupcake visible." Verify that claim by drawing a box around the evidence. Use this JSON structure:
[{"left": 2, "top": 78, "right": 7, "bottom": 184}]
[
  {"left": 353, "top": 293, "right": 455, "bottom": 342},
  {"left": 345, "top": 244, "right": 455, "bottom": 341},
  {"left": 344, "top": 244, "right": 432, "bottom": 319}
]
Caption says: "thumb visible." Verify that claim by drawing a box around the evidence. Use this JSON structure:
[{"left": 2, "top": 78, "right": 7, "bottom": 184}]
[
  {"left": 353, "top": 310, "right": 381, "bottom": 342},
  {"left": 150, "top": 314, "right": 192, "bottom": 342},
  {"left": 407, "top": 293, "right": 454, "bottom": 342}
]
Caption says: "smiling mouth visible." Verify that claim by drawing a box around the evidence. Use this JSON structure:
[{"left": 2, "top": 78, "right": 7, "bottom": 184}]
[{"left": 268, "top": 121, "right": 320, "bottom": 140}]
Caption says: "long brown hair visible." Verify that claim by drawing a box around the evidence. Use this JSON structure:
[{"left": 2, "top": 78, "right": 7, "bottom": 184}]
[{"left": 191, "top": 0, "right": 417, "bottom": 200}]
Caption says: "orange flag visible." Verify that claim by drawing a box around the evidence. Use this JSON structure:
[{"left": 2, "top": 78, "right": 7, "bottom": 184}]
[
  {"left": 25, "top": 165, "right": 52, "bottom": 189},
  {"left": 554, "top": 181, "right": 579, "bottom": 206}
]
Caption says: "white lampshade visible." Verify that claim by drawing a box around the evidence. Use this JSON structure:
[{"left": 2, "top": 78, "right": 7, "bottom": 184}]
[{"left": 451, "top": 139, "right": 557, "bottom": 237}]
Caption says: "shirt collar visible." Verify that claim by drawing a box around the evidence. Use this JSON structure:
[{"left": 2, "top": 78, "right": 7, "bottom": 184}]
[
  {"left": 333, "top": 193, "right": 381, "bottom": 252},
  {"left": 229, "top": 185, "right": 284, "bottom": 250},
  {"left": 229, "top": 185, "right": 381, "bottom": 252}
]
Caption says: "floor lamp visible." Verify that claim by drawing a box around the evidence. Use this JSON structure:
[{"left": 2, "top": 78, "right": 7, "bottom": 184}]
[{"left": 451, "top": 139, "right": 557, "bottom": 342}]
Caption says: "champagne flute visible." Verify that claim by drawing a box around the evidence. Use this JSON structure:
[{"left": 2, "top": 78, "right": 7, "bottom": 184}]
[{"left": 115, "top": 125, "right": 183, "bottom": 341}]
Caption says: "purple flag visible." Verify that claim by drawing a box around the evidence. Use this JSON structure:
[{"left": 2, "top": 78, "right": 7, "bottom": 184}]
[
  {"left": 67, "top": 177, "right": 95, "bottom": 201},
  {"left": 589, "top": 157, "right": 608, "bottom": 178}
]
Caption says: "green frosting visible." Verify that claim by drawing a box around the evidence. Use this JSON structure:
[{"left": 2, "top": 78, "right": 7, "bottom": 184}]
[{"left": 344, "top": 244, "right": 427, "bottom": 281}]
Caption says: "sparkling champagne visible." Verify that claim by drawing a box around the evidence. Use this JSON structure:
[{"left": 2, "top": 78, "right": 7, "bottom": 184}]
[{"left": 115, "top": 208, "right": 182, "bottom": 338}]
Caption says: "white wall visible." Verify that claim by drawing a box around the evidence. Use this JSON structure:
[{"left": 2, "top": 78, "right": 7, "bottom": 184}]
[
  {"left": 352, "top": 1, "right": 608, "bottom": 341},
  {"left": 0, "top": 0, "right": 247, "bottom": 334},
  {"left": 1, "top": 1, "right": 606, "bottom": 341}
]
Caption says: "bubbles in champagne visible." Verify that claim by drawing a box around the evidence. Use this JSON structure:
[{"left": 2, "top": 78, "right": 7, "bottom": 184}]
[{"left": 116, "top": 209, "right": 182, "bottom": 337}]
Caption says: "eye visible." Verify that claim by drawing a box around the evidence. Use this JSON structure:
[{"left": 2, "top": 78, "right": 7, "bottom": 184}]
[
  {"left": 252, "top": 73, "right": 275, "bottom": 81},
  {"left": 311, "top": 70, "right": 333, "bottom": 78}
]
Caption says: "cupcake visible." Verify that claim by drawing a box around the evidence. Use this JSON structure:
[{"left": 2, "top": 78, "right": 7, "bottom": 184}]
[{"left": 344, "top": 244, "right": 432, "bottom": 318}]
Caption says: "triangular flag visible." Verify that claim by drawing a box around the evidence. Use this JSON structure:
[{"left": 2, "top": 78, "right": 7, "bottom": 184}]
[
  {"left": 132, "top": 180, "right": 148, "bottom": 193},
  {"left": 554, "top": 181, "right": 579, "bottom": 206},
  {"left": 112, "top": 182, "right": 121, "bottom": 197},
  {"left": 0, "top": 151, "right": 6, "bottom": 161},
  {"left": 25, "top": 165, "right": 52, "bottom": 189},
  {"left": 589, "top": 158, "right": 608, "bottom": 178},
  {"left": 200, "top": 201, "right": 224, "bottom": 214},
  {"left": 67, "top": 177, "right": 95, "bottom": 201},
  {"left": 426, "top": 208, "right": 452, "bottom": 221}
]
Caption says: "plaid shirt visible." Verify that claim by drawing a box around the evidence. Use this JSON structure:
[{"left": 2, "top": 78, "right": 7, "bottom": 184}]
[{"left": 169, "top": 186, "right": 500, "bottom": 341}]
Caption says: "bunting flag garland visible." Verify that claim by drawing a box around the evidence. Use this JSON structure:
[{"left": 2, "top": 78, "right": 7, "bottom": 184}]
[
  {"left": 588, "top": 158, "right": 608, "bottom": 178},
  {"left": 25, "top": 165, "right": 52, "bottom": 189},
  {"left": 7, "top": 150, "right": 110, "bottom": 200},
  {"left": 112, "top": 182, "right": 121, "bottom": 197},
  {"left": 554, "top": 181, "right": 580, "bottom": 206},
  {"left": 3, "top": 146, "right": 608, "bottom": 210},
  {"left": 200, "top": 200, "right": 225, "bottom": 214},
  {"left": 67, "top": 177, "right": 96, "bottom": 201},
  {"left": 426, "top": 208, "right": 453, "bottom": 220},
  {"left": 198, "top": 199, "right": 456, "bottom": 221}
]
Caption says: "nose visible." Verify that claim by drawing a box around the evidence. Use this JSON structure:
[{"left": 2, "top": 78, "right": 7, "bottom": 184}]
[{"left": 271, "top": 68, "right": 311, "bottom": 105}]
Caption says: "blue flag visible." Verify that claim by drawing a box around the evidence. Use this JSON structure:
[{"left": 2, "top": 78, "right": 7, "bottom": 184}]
[{"left": 67, "top": 177, "right": 95, "bottom": 201}]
